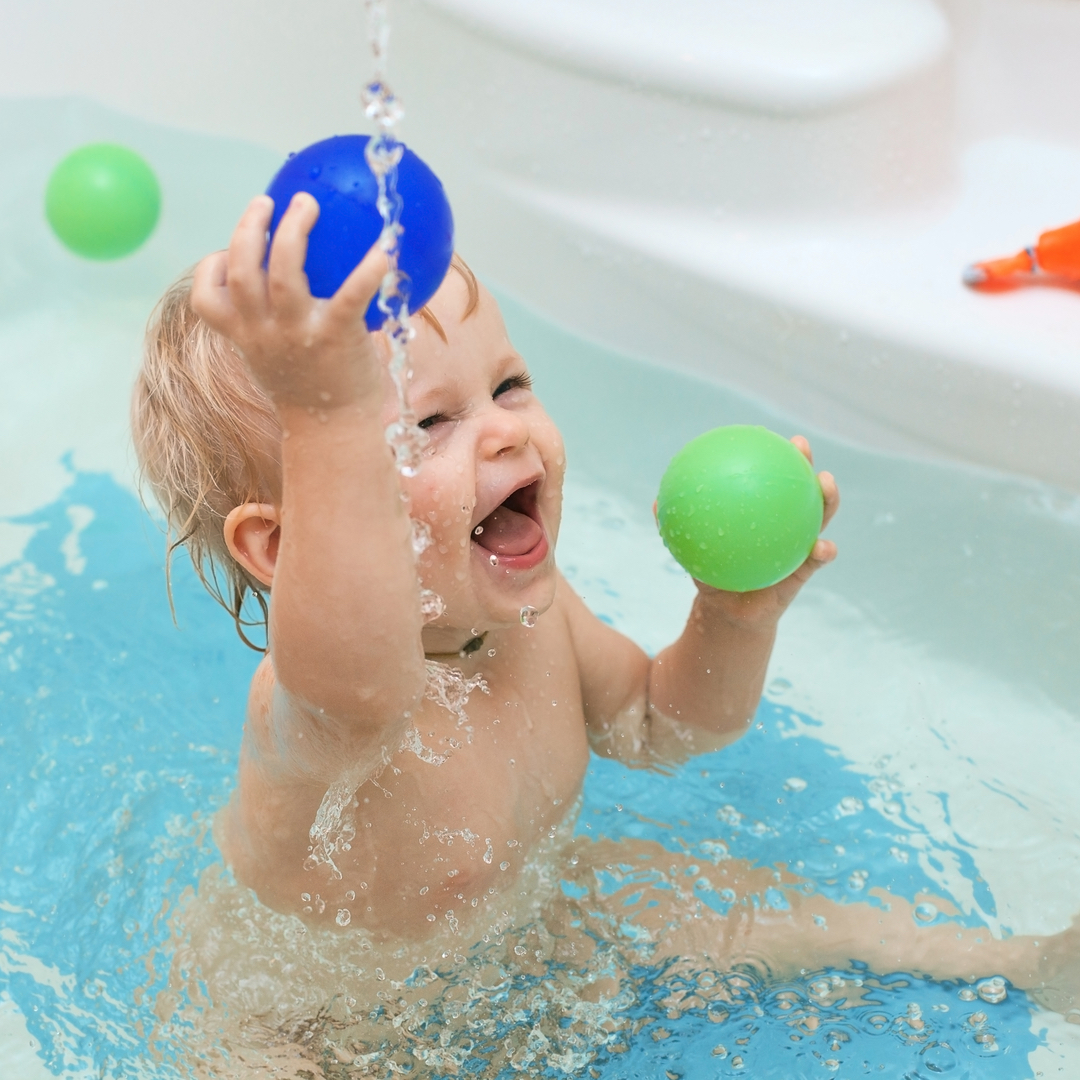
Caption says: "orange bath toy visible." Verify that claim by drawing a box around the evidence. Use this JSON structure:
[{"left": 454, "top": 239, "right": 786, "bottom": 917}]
[{"left": 963, "top": 217, "right": 1080, "bottom": 289}]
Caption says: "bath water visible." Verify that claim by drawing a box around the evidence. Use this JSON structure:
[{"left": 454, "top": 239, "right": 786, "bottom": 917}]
[{"left": 3, "top": 98, "right": 1080, "bottom": 1078}]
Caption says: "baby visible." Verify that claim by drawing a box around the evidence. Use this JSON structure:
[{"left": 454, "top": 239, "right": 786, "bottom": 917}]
[{"left": 134, "top": 192, "right": 1076, "bottom": 1008}]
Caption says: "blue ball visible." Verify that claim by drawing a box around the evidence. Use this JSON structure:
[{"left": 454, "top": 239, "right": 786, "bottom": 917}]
[{"left": 265, "top": 134, "right": 454, "bottom": 330}]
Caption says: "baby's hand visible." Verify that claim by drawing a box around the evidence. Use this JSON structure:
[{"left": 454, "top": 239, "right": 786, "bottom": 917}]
[
  {"left": 693, "top": 436, "right": 839, "bottom": 627},
  {"left": 190, "top": 194, "right": 388, "bottom": 409}
]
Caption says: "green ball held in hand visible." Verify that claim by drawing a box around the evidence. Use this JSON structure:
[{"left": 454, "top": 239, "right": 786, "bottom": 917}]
[
  {"left": 45, "top": 144, "right": 160, "bottom": 259},
  {"left": 657, "top": 425, "right": 824, "bottom": 593}
]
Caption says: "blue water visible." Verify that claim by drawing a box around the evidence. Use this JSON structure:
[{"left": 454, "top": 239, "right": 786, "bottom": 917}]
[{"left": 0, "top": 466, "right": 1043, "bottom": 1077}]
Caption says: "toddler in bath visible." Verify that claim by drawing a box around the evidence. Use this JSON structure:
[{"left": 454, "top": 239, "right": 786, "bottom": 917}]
[{"left": 134, "top": 192, "right": 1077, "bottom": 1004}]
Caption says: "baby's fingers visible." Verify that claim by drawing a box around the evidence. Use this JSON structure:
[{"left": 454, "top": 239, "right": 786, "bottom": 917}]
[
  {"left": 783, "top": 537, "right": 838, "bottom": 593},
  {"left": 191, "top": 251, "right": 236, "bottom": 337},
  {"left": 791, "top": 434, "right": 813, "bottom": 466},
  {"left": 791, "top": 436, "right": 839, "bottom": 530},
  {"left": 809, "top": 537, "right": 837, "bottom": 567},
  {"left": 819, "top": 471, "right": 840, "bottom": 530},
  {"left": 326, "top": 241, "right": 390, "bottom": 330},
  {"left": 226, "top": 196, "right": 274, "bottom": 319},
  {"left": 266, "top": 192, "right": 320, "bottom": 319}
]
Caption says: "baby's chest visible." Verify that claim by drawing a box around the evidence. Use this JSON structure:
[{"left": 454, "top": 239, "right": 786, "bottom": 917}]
[{"left": 408, "top": 663, "right": 589, "bottom": 817}]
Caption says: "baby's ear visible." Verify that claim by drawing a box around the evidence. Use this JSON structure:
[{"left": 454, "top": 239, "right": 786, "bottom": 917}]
[{"left": 224, "top": 504, "right": 281, "bottom": 587}]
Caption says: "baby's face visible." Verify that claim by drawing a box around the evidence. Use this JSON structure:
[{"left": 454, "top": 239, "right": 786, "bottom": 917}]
[{"left": 383, "top": 272, "right": 565, "bottom": 646}]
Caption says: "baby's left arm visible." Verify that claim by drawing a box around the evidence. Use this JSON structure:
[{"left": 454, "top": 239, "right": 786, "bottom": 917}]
[
  {"left": 565, "top": 437, "right": 838, "bottom": 762},
  {"left": 649, "top": 437, "right": 838, "bottom": 743}
]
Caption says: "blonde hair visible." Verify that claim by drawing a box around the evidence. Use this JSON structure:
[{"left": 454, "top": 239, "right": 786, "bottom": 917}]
[{"left": 131, "top": 254, "right": 479, "bottom": 650}]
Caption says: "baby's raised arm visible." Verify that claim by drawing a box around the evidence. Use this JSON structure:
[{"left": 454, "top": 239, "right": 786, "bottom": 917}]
[{"left": 191, "top": 194, "right": 426, "bottom": 773}]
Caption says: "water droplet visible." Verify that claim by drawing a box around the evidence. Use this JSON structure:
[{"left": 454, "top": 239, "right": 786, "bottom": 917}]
[
  {"left": 336, "top": 908, "right": 352, "bottom": 926},
  {"left": 783, "top": 776, "right": 807, "bottom": 793},
  {"left": 500, "top": 861, "right": 510, "bottom": 871},
  {"left": 411, "top": 518, "right": 433, "bottom": 556},
  {"left": 345, "top": 890, "right": 356, "bottom": 901},
  {"left": 837, "top": 795, "right": 864, "bottom": 816},
  {"left": 847, "top": 870, "right": 868, "bottom": 891},
  {"left": 914, "top": 902, "right": 939, "bottom": 923},
  {"left": 958, "top": 987, "right": 978, "bottom": 1001},
  {"left": 489, "top": 553, "right": 499, "bottom": 566},
  {"left": 474, "top": 525, "right": 484, "bottom": 535},
  {"left": 977, "top": 977, "right": 1008, "bottom": 1004},
  {"left": 385, "top": 418, "right": 429, "bottom": 476},
  {"left": 301, "top": 892, "right": 311, "bottom": 902},
  {"left": 519, "top": 606, "right": 539, "bottom": 628},
  {"left": 419, "top": 588, "right": 445, "bottom": 622},
  {"left": 487, "top": 648, "right": 496, "bottom": 657}
]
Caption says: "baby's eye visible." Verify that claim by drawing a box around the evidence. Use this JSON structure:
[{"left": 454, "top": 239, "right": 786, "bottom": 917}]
[
  {"left": 493, "top": 373, "right": 533, "bottom": 398},
  {"left": 418, "top": 412, "right": 448, "bottom": 430}
]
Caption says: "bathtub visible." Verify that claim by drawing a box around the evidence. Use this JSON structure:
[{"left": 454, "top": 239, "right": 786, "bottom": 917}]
[{"left": 3, "top": 1, "right": 1080, "bottom": 1076}]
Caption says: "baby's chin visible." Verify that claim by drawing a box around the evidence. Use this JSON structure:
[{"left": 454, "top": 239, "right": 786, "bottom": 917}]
[{"left": 424, "top": 566, "right": 558, "bottom": 639}]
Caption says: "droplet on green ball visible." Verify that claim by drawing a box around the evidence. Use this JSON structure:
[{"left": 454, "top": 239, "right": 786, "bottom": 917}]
[
  {"left": 45, "top": 143, "right": 160, "bottom": 259},
  {"left": 656, "top": 425, "right": 823, "bottom": 593}
]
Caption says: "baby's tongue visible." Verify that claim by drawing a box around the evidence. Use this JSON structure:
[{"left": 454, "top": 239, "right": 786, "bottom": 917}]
[{"left": 474, "top": 505, "right": 543, "bottom": 557}]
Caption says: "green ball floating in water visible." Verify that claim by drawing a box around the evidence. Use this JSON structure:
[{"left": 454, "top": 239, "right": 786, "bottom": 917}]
[
  {"left": 657, "top": 425, "right": 823, "bottom": 593},
  {"left": 45, "top": 143, "right": 160, "bottom": 259}
]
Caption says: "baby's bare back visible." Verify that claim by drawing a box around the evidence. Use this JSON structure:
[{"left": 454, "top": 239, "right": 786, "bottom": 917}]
[{"left": 219, "top": 603, "right": 591, "bottom": 940}]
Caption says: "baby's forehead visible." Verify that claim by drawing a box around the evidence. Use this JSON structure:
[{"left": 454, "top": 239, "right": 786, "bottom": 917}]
[
  {"left": 414, "top": 271, "right": 510, "bottom": 360},
  {"left": 430, "top": 260, "right": 475, "bottom": 308},
  {"left": 424, "top": 262, "right": 485, "bottom": 330}
]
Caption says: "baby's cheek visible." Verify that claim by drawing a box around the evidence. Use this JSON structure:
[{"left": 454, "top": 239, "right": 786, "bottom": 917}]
[
  {"left": 538, "top": 416, "right": 566, "bottom": 474},
  {"left": 406, "top": 476, "right": 474, "bottom": 567}
]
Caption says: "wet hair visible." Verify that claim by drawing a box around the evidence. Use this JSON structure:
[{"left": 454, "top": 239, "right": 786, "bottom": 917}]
[{"left": 131, "top": 253, "right": 480, "bottom": 650}]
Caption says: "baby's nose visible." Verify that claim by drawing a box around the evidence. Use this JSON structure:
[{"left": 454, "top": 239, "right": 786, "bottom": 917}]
[{"left": 480, "top": 407, "right": 530, "bottom": 458}]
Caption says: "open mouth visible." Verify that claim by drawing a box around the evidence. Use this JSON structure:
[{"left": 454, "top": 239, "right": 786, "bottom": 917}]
[{"left": 472, "top": 480, "right": 546, "bottom": 563}]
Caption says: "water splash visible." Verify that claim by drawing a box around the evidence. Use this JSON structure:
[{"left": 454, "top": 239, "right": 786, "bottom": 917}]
[
  {"left": 157, "top": 844, "right": 1037, "bottom": 1079},
  {"left": 305, "top": 762, "right": 367, "bottom": 880},
  {"left": 424, "top": 659, "right": 490, "bottom": 730},
  {"left": 410, "top": 517, "right": 433, "bottom": 556},
  {"left": 400, "top": 723, "right": 450, "bottom": 766},
  {"left": 978, "top": 976, "right": 1009, "bottom": 1004},
  {"left": 362, "top": 0, "right": 428, "bottom": 476},
  {"left": 307, "top": 661, "right": 487, "bottom": 877}
]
